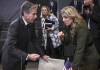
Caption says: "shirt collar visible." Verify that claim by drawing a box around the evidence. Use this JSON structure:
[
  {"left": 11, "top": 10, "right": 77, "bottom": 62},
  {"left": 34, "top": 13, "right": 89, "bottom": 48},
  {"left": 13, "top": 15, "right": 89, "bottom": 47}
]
[{"left": 22, "top": 17, "right": 28, "bottom": 25}]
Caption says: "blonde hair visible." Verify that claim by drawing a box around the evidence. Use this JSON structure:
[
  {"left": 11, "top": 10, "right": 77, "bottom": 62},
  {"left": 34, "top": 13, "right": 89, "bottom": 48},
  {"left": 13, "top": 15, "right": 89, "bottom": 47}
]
[
  {"left": 40, "top": 5, "right": 51, "bottom": 18},
  {"left": 61, "top": 6, "right": 84, "bottom": 24},
  {"left": 61, "top": 6, "right": 85, "bottom": 38}
]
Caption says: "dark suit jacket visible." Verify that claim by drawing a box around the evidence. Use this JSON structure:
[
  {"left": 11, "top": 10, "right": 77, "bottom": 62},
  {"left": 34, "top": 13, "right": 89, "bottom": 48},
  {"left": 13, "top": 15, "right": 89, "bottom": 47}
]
[
  {"left": 82, "top": 5, "right": 100, "bottom": 38},
  {"left": 70, "top": 0, "right": 82, "bottom": 13},
  {"left": 1, "top": 18, "right": 44, "bottom": 70}
]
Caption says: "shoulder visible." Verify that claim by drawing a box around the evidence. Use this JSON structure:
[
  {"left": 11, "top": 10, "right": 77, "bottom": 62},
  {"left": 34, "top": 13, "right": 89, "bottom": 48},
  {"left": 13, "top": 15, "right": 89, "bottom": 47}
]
[
  {"left": 78, "top": 21, "right": 87, "bottom": 28},
  {"left": 94, "top": 5, "right": 100, "bottom": 8},
  {"left": 9, "top": 18, "right": 20, "bottom": 30},
  {"left": 10, "top": 18, "right": 19, "bottom": 27},
  {"left": 75, "top": 22, "right": 89, "bottom": 40},
  {"left": 77, "top": 22, "right": 89, "bottom": 33},
  {"left": 50, "top": 14, "right": 58, "bottom": 21},
  {"left": 93, "top": 6, "right": 100, "bottom": 11}
]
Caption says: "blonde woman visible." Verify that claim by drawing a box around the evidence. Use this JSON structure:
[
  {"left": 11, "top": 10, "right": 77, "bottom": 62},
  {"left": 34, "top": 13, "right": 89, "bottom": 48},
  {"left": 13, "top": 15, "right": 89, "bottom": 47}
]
[
  {"left": 58, "top": 6, "right": 99, "bottom": 70},
  {"left": 40, "top": 5, "right": 61, "bottom": 58}
]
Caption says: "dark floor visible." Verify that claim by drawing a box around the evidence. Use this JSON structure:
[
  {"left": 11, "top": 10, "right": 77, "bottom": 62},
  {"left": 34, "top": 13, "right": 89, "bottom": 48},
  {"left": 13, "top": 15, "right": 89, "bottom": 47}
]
[{"left": 0, "top": 61, "right": 38, "bottom": 70}]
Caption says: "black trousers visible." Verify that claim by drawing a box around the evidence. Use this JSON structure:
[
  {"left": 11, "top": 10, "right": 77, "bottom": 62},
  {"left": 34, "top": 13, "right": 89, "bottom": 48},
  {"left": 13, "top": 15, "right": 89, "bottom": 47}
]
[
  {"left": 44, "top": 37, "right": 61, "bottom": 59},
  {"left": 93, "top": 38, "right": 100, "bottom": 69},
  {"left": 93, "top": 38, "right": 100, "bottom": 55}
]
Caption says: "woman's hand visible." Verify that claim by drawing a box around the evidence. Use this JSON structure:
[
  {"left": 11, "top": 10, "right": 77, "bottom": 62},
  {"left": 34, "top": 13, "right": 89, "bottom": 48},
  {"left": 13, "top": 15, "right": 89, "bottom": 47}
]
[
  {"left": 46, "top": 27, "right": 52, "bottom": 31},
  {"left": 58, "top": 31, "right": 64, "bottom": 40}
]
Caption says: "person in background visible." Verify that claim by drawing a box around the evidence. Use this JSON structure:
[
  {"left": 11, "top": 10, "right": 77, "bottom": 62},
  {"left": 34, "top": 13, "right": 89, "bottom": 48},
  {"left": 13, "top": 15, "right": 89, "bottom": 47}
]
[
  {"left": 58, "top": 6, "right": 99, "bottom": 70},
  {"left": 70, "top": 0, "right": 82, "bottom": 14},
  {"left": 46, "top": 0, "right": 57, "bottom": 16},
  {"left": 82, "top": 0, "right": 100, "bottom": 69},
  {"left": 40, "top": 5, "right": 61, "bottom": 58},
  {"left": 27, "top": 0, "right": 48, "bottom": 19},
  {"left": 93, "top": 0, "right": 99, "bottom": 6},
  {"left": 1, "top": 1, "right": 49, "bottom": 70}
]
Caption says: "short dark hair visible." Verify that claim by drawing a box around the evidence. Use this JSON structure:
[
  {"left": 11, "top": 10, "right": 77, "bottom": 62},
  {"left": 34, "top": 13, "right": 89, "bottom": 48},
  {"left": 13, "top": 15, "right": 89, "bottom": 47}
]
[{"left": 20, "top": 1, "right": 38, "bottom": 16}]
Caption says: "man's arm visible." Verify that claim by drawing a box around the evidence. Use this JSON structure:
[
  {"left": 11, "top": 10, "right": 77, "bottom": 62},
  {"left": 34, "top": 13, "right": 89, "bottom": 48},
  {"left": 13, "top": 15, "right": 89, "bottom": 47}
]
[
  {"left": 7, "top": 19, "right": 40, "bottom": 62},
  {"left": 7, "top": 20, "right": 28, "bottom": 62}
]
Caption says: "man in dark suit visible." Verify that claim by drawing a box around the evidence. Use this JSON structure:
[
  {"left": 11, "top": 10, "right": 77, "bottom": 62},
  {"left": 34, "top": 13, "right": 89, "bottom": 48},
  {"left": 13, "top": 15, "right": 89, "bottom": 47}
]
[
  {"left": 1, "top": 1, "right": 49, "bottom": 70},
  {"left": 70, "top": 0, "right": 82, "bottom": 13},
  {"left": 46, "top": 0, "right": 57, "bottom": 16},
  {"left": 82, "top": 0, "right": 100, "bottom": 54},
  {"left": 82, "top": 0, "right": 100, "bottom": 69}
]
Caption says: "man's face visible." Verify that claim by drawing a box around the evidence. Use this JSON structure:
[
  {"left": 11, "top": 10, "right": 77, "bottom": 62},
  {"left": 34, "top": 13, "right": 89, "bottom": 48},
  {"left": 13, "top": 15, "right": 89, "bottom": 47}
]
[{"left": 25, "top": 8, "right": 37, "bottom": 23}]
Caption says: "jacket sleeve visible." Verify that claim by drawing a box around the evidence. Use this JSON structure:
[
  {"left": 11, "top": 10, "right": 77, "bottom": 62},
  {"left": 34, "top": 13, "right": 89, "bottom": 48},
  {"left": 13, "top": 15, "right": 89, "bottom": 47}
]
[
  {"left": 72, "top": 24, "right": 88, "bottom": 70},
  {"left": 31, "top": 24, "right": 45, "bottom": 57},
  {"left": 89, "top": 6, "right": 100, "bottom": 23},
  {"left": 50, "top": 14, "right": 59, "bottom": 30},
  {"left": 7, "top": 21, "right": 28, "bottom": 62}
]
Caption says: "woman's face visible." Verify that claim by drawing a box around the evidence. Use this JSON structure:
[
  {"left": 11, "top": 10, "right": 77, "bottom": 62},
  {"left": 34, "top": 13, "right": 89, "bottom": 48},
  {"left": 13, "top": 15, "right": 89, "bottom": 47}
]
[
  {"left": 62, "top": 17, "right": 73, "bottom": 26},
  {"left": 42, "top": 7, "right": 48, "bottom": 16}
]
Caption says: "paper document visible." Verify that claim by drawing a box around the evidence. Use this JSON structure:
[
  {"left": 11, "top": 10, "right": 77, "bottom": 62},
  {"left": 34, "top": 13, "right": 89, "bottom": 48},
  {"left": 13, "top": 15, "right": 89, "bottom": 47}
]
[{"left": 38, "top": 58, "right": 65, "bottom": 70}]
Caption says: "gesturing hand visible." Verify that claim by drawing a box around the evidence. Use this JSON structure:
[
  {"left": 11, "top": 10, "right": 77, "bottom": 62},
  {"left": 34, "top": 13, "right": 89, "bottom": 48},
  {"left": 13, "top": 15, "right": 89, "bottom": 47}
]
[
  {"left": 28, "top": 54, "right": 40, "bottom": 61},
  {"left": 58, "top": 31, "right": 64, "bottom": 40}
]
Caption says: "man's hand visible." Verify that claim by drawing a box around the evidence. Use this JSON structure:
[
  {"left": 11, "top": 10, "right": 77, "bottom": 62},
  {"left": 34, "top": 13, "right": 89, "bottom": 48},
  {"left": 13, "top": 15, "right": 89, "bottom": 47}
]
[{"left": 28, "top": 54, "right": 40, "bottom": 61}]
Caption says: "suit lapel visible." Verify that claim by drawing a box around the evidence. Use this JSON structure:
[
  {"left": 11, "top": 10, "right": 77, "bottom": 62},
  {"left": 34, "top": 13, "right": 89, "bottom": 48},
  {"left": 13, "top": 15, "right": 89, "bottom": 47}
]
[{"left": 18, "top": 18, "right": 28, "bottom": 40}]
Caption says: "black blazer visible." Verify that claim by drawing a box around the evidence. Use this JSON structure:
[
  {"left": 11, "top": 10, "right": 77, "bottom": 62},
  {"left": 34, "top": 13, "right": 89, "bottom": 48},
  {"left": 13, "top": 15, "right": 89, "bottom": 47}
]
[
  {"left": 82, "top": 5, "right": 100, "bottom": 38},
  {"left": 47, "top": 0, "right": 57, "bottom": 16},
  {"left": 1, "top": 18, "right": 44, "bottom": 70},
  {"left": 70, "top": 0, "right": 82, "bottom": 13}
]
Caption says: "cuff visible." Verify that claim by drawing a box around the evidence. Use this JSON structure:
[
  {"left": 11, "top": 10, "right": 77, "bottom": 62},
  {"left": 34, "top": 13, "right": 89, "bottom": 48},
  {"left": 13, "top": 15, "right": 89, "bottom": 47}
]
[{"left": 26, "top": 54, "right": 29, "bottom": 60}]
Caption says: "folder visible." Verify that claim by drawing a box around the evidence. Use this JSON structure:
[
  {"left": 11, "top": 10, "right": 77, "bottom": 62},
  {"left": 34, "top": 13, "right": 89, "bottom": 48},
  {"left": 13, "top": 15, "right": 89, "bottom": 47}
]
[{"left": 38, "top": 58, "right": 65, "bottom": 70}]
